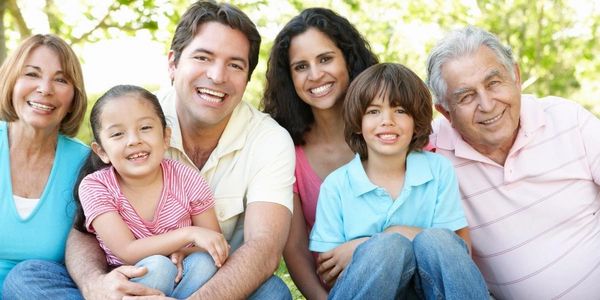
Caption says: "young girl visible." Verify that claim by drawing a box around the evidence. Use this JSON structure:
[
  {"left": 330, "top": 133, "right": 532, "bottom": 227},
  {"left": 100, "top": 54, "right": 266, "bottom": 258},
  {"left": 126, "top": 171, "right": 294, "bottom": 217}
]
[
  {"left": 74, "top": 85, "right": 228, "bottom": 298},
  {"left": 309, "top": 63, "right": 488, "bottom": 299}
]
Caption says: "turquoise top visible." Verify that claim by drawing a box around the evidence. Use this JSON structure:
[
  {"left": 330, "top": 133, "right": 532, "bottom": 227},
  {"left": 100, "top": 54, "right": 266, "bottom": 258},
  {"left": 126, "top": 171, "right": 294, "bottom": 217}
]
[{"left": 0, "top": 121, "right": 89, "bottom": 290}]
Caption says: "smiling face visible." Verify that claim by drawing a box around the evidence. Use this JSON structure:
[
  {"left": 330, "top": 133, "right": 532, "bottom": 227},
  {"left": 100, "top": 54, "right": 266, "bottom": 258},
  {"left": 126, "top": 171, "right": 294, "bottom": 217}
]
[
  {"left": 288, "top": 28, "right": 350, "bottom": 112},
  {"left": 12, "top": 46, "right": 75, "bottom": 133},
  {"left": 361, "top": 94, "right": 414, "bottom": 160},
  {"left": 168, "top": 21, "right": 250, "bottom": 132},
  {"left": 436, "top": 46, "right": 521, "bottom": 157},
  {"left": 92, "top": 95, "right": 171, "bottom": 182}
]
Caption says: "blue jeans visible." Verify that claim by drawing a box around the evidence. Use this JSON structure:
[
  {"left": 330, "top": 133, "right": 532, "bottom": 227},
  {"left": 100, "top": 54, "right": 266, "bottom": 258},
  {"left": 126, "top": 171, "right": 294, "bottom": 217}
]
[
  {"left": 2, "top": 258, "right": 290, "bottom": 299},
  {"left": 329, "top": 229, "right": 488, "bottom": 300},
  {"left": 130, "top": 252, "right": 217, "bottom": 298}
]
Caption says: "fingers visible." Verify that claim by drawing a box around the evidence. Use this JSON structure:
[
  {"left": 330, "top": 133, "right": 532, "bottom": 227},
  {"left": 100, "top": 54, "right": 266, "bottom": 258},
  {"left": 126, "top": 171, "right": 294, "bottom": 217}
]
[
  {"left": 114, "top": 265, "right": 148, "bottom": 279},
  {"left": 317, "top": 250, "right": 333, "bottom": 264},
  {"left": 316, "top": 256, "right": 335, "bottom": 275},
  {"left": 170, "top": 254, "right": 184, "bottom": 283}
]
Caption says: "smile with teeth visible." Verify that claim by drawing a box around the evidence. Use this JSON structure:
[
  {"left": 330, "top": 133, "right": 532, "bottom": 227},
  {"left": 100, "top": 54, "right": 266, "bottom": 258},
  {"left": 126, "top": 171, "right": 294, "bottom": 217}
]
[
  {"left": 310, "top": 83, "right": 333, "bottom": 95},
  {"left": 197, "top": 87, "right": 226, "bottom": 103},
  {"left": 28, "top": 101, "right": 55, "bottom": 111},
  {"left": 480, "top": 110, "right": 504, "bottom": 125},
  {"left": 378, "top": 134, "right": 398, "bottom": 141},
  {"left": 127, "top": 152, "right": 149, "bottom": 160}
]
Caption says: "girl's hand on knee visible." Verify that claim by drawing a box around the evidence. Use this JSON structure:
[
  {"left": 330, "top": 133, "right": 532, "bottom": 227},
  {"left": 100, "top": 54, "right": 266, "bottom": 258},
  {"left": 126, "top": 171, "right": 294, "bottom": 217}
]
[
  {"left": 169, "top": 250, "right": 186, "bottom": 283},
  {"left": 189, "top": 227, "right": 230, "bottom": 267}
]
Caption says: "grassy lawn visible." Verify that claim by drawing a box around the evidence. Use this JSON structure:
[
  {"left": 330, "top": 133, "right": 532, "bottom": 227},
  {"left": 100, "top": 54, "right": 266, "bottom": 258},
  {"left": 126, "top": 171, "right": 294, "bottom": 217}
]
[{"left": 276, "top": 259, "right": 304, "bottom": 299}]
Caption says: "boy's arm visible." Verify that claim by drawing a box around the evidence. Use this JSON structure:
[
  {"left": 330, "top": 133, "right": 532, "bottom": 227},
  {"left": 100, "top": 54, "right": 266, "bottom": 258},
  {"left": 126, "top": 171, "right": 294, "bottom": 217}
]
[{"left": 65, "top": 228, "right": 162, "bottom": 299}]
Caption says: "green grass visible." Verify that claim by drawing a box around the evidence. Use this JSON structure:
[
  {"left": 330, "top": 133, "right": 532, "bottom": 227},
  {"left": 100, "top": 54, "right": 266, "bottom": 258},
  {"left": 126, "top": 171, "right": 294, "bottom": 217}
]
[{"left": 276, "top": 259, "right": 305, "bottom": 299}]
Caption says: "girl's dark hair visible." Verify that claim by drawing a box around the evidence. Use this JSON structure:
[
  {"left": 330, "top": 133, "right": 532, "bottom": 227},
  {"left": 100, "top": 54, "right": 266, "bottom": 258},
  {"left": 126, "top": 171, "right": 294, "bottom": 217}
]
[
  {"left": 344, "top": 63, "right": 433, "bottom": 160},
  {"left": 261, "top": 7, "right": 378, "bottom": 145},
  {"left": 73, "top": 85, "right": 167, "bottom": 232}
]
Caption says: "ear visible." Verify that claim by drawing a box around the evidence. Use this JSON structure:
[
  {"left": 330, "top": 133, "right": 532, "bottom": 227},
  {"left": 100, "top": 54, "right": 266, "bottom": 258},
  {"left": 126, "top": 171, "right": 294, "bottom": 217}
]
[
  {"left": 168, "top": 50, "right": 177, "bottom": 84},
  {"left": 163, "top": 127, "right": 172, "bottom": 149},
  {"left": 91, "top": 141, "right": 111, "bottom": 164},
  {"left": 435, "top": 104, "right": 452, "bottom": 123},
  {"left": 513, "top": 63, "right": 522, "bottom": 89}
]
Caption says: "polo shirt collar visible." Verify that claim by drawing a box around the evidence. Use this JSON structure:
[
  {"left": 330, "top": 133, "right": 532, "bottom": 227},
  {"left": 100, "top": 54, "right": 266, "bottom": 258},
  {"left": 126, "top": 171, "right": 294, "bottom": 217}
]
[{"left": 348, "top": 152, "right": 434, "bottom": 198}]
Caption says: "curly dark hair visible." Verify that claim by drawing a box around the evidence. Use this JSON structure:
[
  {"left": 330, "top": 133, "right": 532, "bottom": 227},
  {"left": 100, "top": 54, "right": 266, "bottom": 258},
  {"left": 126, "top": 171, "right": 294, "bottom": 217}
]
[
  {"left": 261, "top": 7, "right": 378, "bottom": 145},
  {"left": 344, "top": 63, "right": 432, "bottom": 160}
]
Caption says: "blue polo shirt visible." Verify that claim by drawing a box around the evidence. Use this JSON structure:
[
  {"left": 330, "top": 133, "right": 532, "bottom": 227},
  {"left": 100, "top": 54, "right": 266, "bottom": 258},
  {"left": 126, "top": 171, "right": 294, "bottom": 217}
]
[{"left": 309, "top": 151, "right": 467, "bottom": 252}]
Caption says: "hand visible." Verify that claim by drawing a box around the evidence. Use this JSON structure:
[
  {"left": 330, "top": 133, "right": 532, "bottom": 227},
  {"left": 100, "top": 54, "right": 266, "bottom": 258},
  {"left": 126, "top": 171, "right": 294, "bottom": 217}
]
[
  {"left": 85, "top": 265, "right": 164, "bottom": 300},
  {"left": 169, "top": 250, "right": 186, "bottom": 283},
  {"left": 316, "top": 238, "right": 368, "bottom": 287},
  {"left": 189, "top": 227, "right": 230, "bottom": 267}
]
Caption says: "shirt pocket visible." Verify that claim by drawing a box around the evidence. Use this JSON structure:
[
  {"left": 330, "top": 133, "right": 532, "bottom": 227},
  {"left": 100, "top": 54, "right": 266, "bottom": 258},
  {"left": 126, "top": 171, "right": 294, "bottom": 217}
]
[{"left": 213, "top": 194, "right": 245, "bottom": 222}]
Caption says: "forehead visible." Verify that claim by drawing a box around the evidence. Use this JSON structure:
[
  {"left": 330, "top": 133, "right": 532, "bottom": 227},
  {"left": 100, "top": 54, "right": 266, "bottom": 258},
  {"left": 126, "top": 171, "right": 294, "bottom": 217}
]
[
  {"left": 441, "top": 46, "right": 506, "bottom": 90},
  {"left": 185, "top": 21, "right": 250, "bottom": 62},
  {"left": 289, "top": 28, "right": 339, "bottom": 58},
  {"left": 25, "top": 46, "right": 62, "bottom": 70},
  {"left": 100, "top": 96, "right": 156, "bottom": 122}
]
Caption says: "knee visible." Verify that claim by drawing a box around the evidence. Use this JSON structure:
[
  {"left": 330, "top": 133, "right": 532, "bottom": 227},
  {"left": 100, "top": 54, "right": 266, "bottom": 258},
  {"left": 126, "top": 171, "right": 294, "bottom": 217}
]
[
  {"left": 249, "top": 275, "right": 291, "bottom": 300},
  {"left": 359, "top": 233, "right": 414, "bottom": 264},
  {"left": 134, "top": 255, "right": 177, "bottom": 283},
  {"left": 413, "top": 228, "right": 465, "bottom": 256},
  {"left": 183, "top": 252, "right": 217, "bottom": 277}
]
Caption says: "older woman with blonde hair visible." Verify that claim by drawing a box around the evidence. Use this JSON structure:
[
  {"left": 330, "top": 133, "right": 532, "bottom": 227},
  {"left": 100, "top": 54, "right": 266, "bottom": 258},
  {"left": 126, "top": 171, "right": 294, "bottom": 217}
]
[{"left": 0, "top": 34, "right": 89, "bottom": 297}]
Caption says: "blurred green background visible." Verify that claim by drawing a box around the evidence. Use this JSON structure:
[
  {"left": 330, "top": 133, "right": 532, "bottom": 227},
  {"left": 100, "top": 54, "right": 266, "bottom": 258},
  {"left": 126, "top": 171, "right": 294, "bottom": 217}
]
[{"left": 3, "top": 1, "right": 599, "bottom": 298}]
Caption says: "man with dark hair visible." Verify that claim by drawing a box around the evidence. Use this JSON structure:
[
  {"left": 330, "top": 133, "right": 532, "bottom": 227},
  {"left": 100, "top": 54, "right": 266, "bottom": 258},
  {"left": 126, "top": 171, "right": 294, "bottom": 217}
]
[
  {"left": 428, "top": 25, "right": 600, "bottom": 299},
  {"left": 6, "top": 1, "right": 294, "bottom": 299}
]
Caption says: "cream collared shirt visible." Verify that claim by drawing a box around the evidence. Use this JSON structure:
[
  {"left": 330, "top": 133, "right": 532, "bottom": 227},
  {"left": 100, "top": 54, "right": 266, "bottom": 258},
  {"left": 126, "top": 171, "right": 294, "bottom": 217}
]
[{"left": 159, "top": 88, "right": 295, "bottom": 250}]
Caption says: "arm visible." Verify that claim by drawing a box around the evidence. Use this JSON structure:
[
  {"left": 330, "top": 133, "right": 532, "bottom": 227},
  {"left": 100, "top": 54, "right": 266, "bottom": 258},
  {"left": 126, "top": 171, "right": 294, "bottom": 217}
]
[
  {"left": 283, "top": 195, "right": 328, "bottom": 300},
  {"left": 455, "top": 227, "right": 473, "bottom": 254},
  {"left": 188, "top": 201, "right": 292, "bottom": 299},
  {"left": 65, "top": 228, "right": 163, "bottom": 299},
  {"left": 92, "top": 212, "right": 222, "bottom": 265}
]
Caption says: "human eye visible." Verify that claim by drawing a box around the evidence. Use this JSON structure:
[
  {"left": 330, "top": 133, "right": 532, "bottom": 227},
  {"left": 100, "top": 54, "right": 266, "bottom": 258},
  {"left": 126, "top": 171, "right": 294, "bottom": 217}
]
[
  {"left": 109, "top": 131, "right": 124, "bottom": 138},
  {"left": 293, "top": 63, "right": 307, "bottom": 72},
  {"left": 394, "top": 107, "right": 407, "bottom": 114},
  {"left": 229, "top": 62, "right": 245, "bottom": 71},
  {"left": 193, "top": 55, "right": 209, "bottom": 62},
  {"left": 457, "top": 93, "right": 474, "bottom": 106},
  {"left": 24, "top": 71, "right": 40, "bottom": 78},
  {"left": 140, "top": 125, "right": 153, "bottom": 131},
  {"left": 365, "top": 108, "right": 379, "bottom": 115},
  {"left": 320, "top": 56, "right": 332, "bottom": 64},
  {"left": 54, "top": 77, "right": 69, "bottom": 84}
]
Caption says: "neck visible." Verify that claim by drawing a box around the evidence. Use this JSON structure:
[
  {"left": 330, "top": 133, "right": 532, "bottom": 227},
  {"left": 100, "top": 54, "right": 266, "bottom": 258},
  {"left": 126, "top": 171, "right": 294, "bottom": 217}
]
[
  {"left": 364, "top": 152, "right": 408, "bottom": 179},
  {"left": 178, "top": 113, "right": 229, "bottom": 170},
  {"left": 8, "top": 122, "right": 58, "bottom": 156},
  {"left": 308, "top": 105, "right": 346, "bottom": 143},
  {"left": 468, "top": 128, "right": 518, "bottom": 166},
  {"left": 117, "top": 164, "right": 163, "bottom": 191}
]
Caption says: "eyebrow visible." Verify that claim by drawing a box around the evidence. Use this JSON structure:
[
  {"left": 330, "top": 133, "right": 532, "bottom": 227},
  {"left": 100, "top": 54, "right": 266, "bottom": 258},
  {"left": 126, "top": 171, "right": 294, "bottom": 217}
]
[
  {"left": 290, "top": 50, "right": 336, "bottom": 67},
  {"left": 451, "top": 69, "right": 503, "bottom": 97},
  {"left": 191, "top": 48, "right": 248, "bottom": 67},
  {"left": 24, "top": 65, "right": 64, "bottom": 74}
]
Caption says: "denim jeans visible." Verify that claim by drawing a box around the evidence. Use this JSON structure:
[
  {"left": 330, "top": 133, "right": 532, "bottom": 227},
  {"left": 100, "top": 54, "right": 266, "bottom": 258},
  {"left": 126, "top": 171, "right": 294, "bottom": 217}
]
[
  {"left": 130, "top": 252, "right": 217, "bottom": 298},
  {"left": 3, "top": 258, "right": 291, "bottom": 299},
  {"left": 329, "top": 229, "right": 488, "bottom": 300}
]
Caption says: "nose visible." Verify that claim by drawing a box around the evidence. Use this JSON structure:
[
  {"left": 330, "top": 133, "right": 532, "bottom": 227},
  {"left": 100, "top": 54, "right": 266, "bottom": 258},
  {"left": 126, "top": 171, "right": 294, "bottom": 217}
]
[
  {"left": 127, "top": 131, "right": 142, "bottom": 146},
  {"left": 36, "top": 78, "right": 54, "bottom": 95},
  {"left": 308, "top": 64, "right": 324, "bottom": 81},
  {"left": 380, "top": 109, "right": 395, "bottom": 126},
  {"left": 206, "top": 63, "right": 226, "bottom": 84},
  {"left": 477, "top": 91, "right": 495, "bottom": 112}
]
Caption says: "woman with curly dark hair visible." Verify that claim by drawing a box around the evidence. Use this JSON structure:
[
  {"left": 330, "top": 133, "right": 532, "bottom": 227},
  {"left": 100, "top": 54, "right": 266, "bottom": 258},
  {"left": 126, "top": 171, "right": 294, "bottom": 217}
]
[{"left": 262, "top": 8, "right": 377, "bottom": 299}]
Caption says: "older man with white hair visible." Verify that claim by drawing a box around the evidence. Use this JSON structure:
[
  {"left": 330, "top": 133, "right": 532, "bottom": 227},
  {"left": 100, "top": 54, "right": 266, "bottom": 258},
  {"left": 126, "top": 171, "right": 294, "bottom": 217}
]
[{"left": 428, "top": 25, "right": 600, "bottom": 299}]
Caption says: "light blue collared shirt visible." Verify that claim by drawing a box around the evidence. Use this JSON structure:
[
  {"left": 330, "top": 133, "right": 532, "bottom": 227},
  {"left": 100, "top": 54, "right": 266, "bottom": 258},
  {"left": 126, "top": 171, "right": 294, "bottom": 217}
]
[{"left": 309, "top": 151, "right": 467, "bottom": 252}]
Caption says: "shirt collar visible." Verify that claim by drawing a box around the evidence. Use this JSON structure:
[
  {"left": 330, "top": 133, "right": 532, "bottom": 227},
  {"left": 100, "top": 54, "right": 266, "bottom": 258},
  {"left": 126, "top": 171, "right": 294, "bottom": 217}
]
[
  {"left": 160, "top": 87, "right": 259, "bottom": 164},
  {"left": 348, "top": 151, "right": 434, "bottom": 197}
]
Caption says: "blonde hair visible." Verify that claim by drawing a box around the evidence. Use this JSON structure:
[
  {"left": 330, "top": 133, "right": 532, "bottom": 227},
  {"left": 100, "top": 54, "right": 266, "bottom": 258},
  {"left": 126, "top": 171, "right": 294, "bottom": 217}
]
[{"left": 0, "top": 34, "right": 87, "bottom": 137}]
